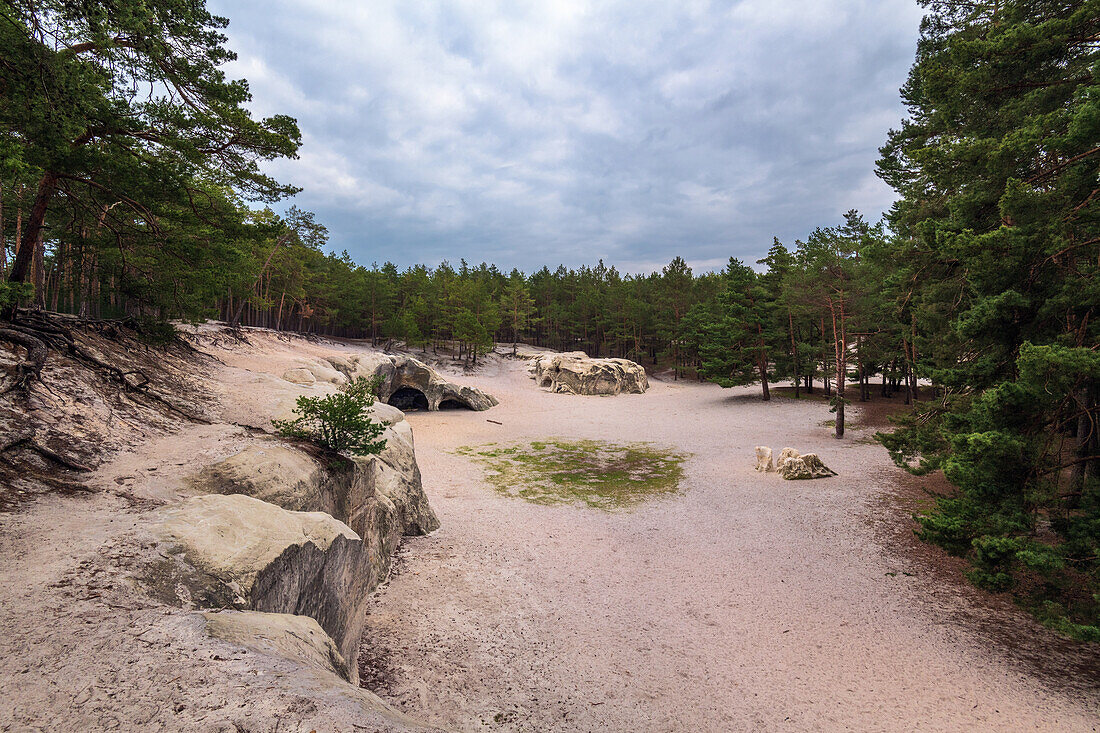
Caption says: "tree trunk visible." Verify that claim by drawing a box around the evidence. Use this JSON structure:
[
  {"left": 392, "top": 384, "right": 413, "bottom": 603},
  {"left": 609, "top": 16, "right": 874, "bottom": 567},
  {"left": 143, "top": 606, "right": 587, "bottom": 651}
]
[
  {"left": 788, "top": 308, "right": 800, "bottom": 398},
  {"left": 756, "top": 321, "right": 770, "bottom": 401},
  {"left": 0, "top": 179, "right": 5, "bottom": 274},
  {"left": 7, "top": 172, "right": 58, "bottom": 285},
  {"left": 902, "top": 338, "right": 914, "bottom": 405},
  {"left": 1071, "top": 382, "right": 1097, "bottom": 494},
  {"left": 275, "top": 290, "right": 286, "bottom": 331},
  {"left": 32, "top": 230, "right": 46, "bottom": 309},
  {"left": 833, "top": 301, "right": 847, "bottom": 440}
]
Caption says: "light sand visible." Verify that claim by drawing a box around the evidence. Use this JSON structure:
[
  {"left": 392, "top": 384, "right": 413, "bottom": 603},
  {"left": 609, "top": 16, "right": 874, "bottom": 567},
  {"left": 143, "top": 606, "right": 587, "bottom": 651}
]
[
  {"left": 2, "top": 330, "right": 1096, "bottom": 732},
  {"left": 363, "top": 354, "right": 1100, "bottom": 731}
]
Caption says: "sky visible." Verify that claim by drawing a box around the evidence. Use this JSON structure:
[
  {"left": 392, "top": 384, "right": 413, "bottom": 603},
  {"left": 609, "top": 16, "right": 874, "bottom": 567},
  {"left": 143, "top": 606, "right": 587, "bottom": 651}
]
[{"left": 210, "top": 0, "right": 926, "bottom": 274}]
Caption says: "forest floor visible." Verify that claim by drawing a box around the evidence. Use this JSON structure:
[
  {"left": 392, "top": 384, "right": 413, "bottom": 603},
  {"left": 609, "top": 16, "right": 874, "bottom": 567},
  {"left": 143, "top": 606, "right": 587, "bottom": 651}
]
[{"left": 361, "top": 353, "right": 1100, "bottom": 731}]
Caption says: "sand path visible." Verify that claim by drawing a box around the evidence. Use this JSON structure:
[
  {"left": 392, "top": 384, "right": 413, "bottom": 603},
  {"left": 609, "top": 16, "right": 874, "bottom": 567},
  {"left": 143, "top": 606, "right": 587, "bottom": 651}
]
[{"left": 364, "top": 355, "right": 1100, "bottom": 731}]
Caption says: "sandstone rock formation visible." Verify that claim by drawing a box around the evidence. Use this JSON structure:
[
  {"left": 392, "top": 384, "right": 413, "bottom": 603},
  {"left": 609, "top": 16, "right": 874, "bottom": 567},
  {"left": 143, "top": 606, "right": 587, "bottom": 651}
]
[
  {"left": 178, "top": 402, "right": 439, "bottom": 686},
  {"left": 193, "top": 406, "right": 438, "bottom": 539},
  {"left": 755, "top": 446, "right": 774, "bottom": 472},
  {"left": 281, "top": 367, "right": 317, "bottom": 385},
  {"left": 776, "top": 447, "right": 837, "bottom": 480},
  {"left": 331, "top": 352, "right": 497, "bottom": 411},
  {"left": 529, "top": 351, "right": 649, "bottom": 395},
  {"left": 204, "top": 610, "right": 351, "bottom": 680},
  {"left": 149, "top": 493, "right": 375, "bottom": 685}
]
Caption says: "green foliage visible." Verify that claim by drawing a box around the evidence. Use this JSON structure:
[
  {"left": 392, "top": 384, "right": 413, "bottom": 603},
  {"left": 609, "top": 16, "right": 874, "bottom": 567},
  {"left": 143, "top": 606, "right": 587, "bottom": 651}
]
[
  {"left": 2, "top": 0, "right": 300, "bottom": 318},
  {"left": 272, "top": 376, "right": 388, "bottom": 456},
  {"left": 696, "top": 258, "right": 770, "bottom": 391},
  {"left": 0, "top": 281, "right": 33, "bottom": 310},
  {"left": 132, "top": 317, "right": 178, "bottom": 348},
  {"left": 876, "top": 0, "right": 1100, "bottom": 635}
]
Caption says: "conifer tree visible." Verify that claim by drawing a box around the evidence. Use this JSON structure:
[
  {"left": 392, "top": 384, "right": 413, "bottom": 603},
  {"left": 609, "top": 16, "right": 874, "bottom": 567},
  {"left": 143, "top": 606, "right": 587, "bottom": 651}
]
[{"left": 877, "top": 0, "right": 1100, "bottom": 635}]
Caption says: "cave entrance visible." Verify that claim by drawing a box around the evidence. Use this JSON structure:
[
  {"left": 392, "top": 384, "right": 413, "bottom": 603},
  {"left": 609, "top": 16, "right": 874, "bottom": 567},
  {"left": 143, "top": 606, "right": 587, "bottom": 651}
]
[
  {"left": 438, "top": 398, "right": 467, "bottom": 410},
  {"left": 387, "top": 386, "right": 429, "bottom": 412}
]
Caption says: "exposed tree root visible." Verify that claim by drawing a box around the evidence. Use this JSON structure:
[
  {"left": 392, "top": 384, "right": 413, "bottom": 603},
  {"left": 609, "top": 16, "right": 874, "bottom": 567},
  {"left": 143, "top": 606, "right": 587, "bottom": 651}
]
[
  {"left": 0, "top": 327, "right": 48, "bottom": 393},
  {"left": 0, "top": 309, "right": 211, "bottom": 424},
  {"left": 0, "top": 429, "right": 92, "bottom": 472}
]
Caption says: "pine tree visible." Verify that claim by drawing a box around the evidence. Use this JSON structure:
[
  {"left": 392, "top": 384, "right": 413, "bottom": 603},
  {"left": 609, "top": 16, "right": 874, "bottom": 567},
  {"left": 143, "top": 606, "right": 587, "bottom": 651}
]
[
  {"left": 876, "top": 0, "right": 1100, "bottom": 635},
  {"left": 697, "top": 258, "right": 773, "bottom": 400}
]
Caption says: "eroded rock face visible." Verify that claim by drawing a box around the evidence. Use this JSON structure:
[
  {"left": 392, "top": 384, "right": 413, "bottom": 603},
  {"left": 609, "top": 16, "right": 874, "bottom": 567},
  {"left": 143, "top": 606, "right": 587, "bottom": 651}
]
[
  {"left": 776, "top": 448, "right": 836, "bottom": 480},
  {"left": 192, "top": 412, "right": 438, "bottom": 541},
  {"left": 204, "top": 611, "right": 351, "bottom": 681},
  {"left": 529, "top": 352, "right": 649, "bottom": 396},
  {"left": 348, "top": 353, "right": 497, "bottom": 411},
  {"left": 149, "top": 494, "right": 372, "bottom": 684},
  {"left": 755, "top": 446, "right": 774, "bottom": 472}
]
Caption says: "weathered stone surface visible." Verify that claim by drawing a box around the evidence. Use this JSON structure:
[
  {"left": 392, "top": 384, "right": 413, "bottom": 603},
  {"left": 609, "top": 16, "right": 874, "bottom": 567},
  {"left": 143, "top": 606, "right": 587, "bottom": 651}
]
[
  {"left": 529, "top": 351, "right": 649, "bottom": 395},
  {"left": 193, "top": 413, "right": 438, "bottom": 540},
  {"left": 150, "top": 494, "right": 373, "bottom": 684},
  {"left": 193, "top": 445, "right": 334, "bottom": 514},
  {"left": 282, "top": 367, "right": 316, "bottom": 385},
  {"left": 755, "top": 446, "right": 774, "bottom": 472},
  {"left": 346, "top": 352, "right": 498, "bottom": 411},
  {"left": 776, "top": 448, "right": 837, "bottom": 480},
  {"left": 204, "top": 611, "right": 351, "bottom": 681},
  {"left": 324, "top": 354, "right": 357, "bottom": 379},
  {"left": 776, "top": 447, "right": 800, "bottom": 472}
]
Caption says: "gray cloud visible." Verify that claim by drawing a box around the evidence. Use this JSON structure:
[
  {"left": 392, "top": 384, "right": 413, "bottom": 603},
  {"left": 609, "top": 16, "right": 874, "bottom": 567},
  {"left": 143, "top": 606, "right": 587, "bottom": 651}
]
[{"left": 211, "top": 0, "right": 925, "bottom": 273}]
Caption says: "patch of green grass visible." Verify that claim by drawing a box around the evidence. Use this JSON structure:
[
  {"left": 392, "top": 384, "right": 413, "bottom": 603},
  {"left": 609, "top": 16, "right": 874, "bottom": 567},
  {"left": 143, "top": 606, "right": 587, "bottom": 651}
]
[
  {"left": 456, "top": 439, "right": 688, "bottom": 511},
  {"left": 820, "top": 418, "right": 864, "bottom": 430}
]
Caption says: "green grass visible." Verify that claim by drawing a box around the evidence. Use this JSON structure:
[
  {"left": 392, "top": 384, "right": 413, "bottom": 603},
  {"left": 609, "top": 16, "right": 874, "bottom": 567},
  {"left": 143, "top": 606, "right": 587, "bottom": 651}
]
[{"left": 456, "top": 439, "right": 688, "bottom": 511}]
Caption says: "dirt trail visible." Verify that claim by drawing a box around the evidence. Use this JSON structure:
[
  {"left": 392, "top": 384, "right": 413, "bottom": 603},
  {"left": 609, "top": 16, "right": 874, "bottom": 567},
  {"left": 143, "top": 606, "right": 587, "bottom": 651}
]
[{"left": 364, "top": 356, "right": 1100, "bottom": 731}]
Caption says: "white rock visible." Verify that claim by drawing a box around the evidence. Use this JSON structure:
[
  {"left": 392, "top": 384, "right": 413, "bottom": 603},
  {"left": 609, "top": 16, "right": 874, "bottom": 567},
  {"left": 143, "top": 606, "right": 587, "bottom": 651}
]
[
  {"left": 755, "top": 446, "right": 774, "bottom": 472},
  {"left": 282, "top": 367, "right": 316, "bottom": 385},
  {"left": 204, "top": 611, "right": 351, "bottom": 680},
  {"left": 775, "top": 448, "right": 836, "bottom": 480},
  {"left": 529, "top": 351, "right": 649, "bottom": 395}
]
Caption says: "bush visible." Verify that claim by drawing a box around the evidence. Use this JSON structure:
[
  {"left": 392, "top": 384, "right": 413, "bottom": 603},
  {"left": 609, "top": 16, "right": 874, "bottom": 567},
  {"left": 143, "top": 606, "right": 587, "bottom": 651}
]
[
  {"left": 132, "top": 317, "right": 178, "bottom": 347},
  {"left": 0, "top": 281, "right": 33, "bottom": 312},
  {"left": 272, "top": 376, "right": 388, "bottom": 455}
]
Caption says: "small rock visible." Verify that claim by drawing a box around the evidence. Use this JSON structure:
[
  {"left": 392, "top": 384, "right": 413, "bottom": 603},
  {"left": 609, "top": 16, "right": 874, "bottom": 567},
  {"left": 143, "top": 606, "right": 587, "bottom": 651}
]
[
  {"left": 754, "top": 446, "right": 774, "bottom": 472},
  {"left": 776, "top": 448, "right": 836, "bottom": 480}
]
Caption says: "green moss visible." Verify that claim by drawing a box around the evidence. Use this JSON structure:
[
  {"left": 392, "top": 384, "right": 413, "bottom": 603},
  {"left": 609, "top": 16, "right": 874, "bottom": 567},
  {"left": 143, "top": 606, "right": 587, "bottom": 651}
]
[{"left": 456, "top": 439, "right": 688, "bottom": 510}]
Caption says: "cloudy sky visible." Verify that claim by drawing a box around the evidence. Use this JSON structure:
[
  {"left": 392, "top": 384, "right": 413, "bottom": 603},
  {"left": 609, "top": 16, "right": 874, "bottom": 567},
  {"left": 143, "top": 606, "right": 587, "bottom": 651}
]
[{"left": 211, "top": 0, "right": 926, "bottom": 273}]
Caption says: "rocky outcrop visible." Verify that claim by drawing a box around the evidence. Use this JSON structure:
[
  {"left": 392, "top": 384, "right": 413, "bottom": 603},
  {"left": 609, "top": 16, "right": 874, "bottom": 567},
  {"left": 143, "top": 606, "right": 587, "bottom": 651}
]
[
  {"left": 341, "top": 352, "right": 497, "bottom": 411},
  {"left": 149, "top": 494, "right": 373, "bottom": 684},
  {"left": 193, "top": 406, "right": 438, "bottom": 540},
  {"left": 755, "top": 446, "right": 774, "bottom": 472},
  {"left": 529, "top": 351, "right": 649, "bottom": 396},
  {"left": 282, "top": 367, "right": 317, "bottom": 385},
  {"left": 282, "top": 359, "right": 348, "bottom": 386},
  {"left": 204, "top": 611, "right": 351, "bottom": 680},
  {"left": 776, "top": 447, "right": 836, "bottom": 480},
  {"left": 175, "top": 402, "right": 439, "bottom": 686}
]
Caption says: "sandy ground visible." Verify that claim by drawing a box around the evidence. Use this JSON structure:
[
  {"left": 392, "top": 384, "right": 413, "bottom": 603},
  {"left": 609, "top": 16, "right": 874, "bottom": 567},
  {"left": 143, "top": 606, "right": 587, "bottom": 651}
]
[
  {"left": 363, "top": 354, "right": 1100, "bottom": 732},
  {"left": 2, "top": 330, "right": 1097, "bottom": 732}
]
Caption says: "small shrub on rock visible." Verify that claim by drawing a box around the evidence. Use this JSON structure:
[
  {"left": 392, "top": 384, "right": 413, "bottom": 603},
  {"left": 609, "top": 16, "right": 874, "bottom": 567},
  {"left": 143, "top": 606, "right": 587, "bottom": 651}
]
[{"left": 273, "top": 376, "right": 388, "bottom": 455}]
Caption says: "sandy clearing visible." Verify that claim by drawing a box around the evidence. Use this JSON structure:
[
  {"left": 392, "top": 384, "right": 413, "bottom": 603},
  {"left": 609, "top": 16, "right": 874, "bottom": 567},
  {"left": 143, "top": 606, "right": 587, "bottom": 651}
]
[{"left": 363, "top": 355, "right": 1100, "bottom": 732}]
